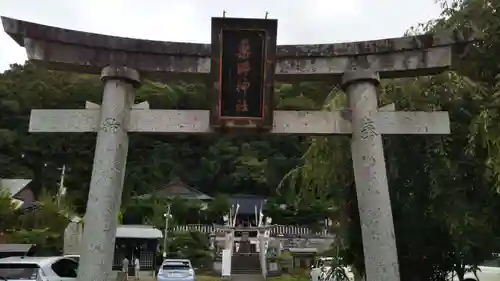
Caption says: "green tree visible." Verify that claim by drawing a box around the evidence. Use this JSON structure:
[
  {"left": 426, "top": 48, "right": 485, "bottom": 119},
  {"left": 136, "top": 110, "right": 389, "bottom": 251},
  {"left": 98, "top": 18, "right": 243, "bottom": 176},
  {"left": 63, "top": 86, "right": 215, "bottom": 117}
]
[
  {"left": 168, "top": 232, "right": 211, "bottom": 268},
  {"left": 205, "top": 194, "right": 230, "bottom": 223},
  {"left": 0, "top": 187, "right": 16, "bottom": 232},
  {"left": 0, "top": 62, "right": 308, "bottom": 214}
]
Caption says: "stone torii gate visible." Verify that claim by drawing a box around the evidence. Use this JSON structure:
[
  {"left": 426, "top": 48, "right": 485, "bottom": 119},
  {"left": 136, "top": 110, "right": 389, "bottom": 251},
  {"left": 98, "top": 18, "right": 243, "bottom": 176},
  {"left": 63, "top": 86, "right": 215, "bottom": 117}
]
[{"left": 2, "top": 16, "right": 473, "bottom": 281}]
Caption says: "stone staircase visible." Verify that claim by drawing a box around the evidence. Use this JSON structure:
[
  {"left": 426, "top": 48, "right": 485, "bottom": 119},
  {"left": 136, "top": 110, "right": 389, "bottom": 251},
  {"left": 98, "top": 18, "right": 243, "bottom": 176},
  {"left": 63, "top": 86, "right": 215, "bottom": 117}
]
[
  {"left": 231, "top": 253, "right": 261, "bottom": 274},
  {"left": 231, "top": 274, "right": 264, "bottom": 281}
]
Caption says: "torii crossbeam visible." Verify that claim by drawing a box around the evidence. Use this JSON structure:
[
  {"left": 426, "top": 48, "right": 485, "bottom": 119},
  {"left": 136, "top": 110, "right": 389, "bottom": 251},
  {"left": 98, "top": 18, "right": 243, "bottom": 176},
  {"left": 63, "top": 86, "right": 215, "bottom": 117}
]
[{"left": 29, "top": 105, "right": 449, "bottom": 135}]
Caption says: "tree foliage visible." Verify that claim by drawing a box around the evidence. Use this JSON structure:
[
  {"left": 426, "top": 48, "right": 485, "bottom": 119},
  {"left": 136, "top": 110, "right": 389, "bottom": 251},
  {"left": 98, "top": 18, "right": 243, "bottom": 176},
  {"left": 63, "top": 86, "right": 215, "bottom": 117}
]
[
  {"left": 0, "top": 187, "right": 76, "bottom": 254},
  {"left": 0, "top": 64, "right": 318, "bottom": 214},
  {"left": 167, "top": 232, "right": 212, "bottom": 268}
]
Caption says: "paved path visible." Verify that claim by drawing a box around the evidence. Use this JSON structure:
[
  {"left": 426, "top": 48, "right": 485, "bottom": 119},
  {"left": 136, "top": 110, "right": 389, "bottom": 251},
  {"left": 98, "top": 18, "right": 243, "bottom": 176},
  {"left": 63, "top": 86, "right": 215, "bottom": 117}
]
[
  {"left": 231, "top": 274, "right": 264, "bottom": 281},
  {"left": 110, "top": 278, "right": 155, "bottom": 281}
]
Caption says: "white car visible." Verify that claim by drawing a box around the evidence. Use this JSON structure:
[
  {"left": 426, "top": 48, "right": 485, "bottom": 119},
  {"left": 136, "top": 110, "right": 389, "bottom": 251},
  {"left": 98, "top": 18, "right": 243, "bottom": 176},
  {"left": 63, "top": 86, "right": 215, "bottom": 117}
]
[
  {"left": 449, "top": 256, "right": 500, "bottom": 281},
  {"left": 0, "top": 256, "right": 78, "bottom": 281},
  {"left": 157, "top": 259, "right": 195, "bottom": 281},
  {"left": 309, "top": 257, "right": 354, "bottom": 281},
  {"left": 62, "top": 255, "right": 79, "bottom": 264}
]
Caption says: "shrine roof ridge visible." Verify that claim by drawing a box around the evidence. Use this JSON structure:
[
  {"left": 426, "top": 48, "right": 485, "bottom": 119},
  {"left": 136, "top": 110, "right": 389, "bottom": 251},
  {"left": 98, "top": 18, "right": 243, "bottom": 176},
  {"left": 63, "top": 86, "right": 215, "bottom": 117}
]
[{"left": 2, "top": 16, "right": 475, "bottom": 57}]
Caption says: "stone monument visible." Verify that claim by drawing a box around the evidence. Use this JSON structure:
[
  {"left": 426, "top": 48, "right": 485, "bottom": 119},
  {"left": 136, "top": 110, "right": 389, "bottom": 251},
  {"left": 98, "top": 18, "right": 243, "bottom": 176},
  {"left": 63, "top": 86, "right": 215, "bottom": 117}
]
[
  {"left": 63, "top": 218, "right": 84, "bottom": 255},
  {"left": 2, "top": 15, "right": 475, "bottom": 281},
  {"left": 239, "top": 231, "right": 251, "bottom": 253}
]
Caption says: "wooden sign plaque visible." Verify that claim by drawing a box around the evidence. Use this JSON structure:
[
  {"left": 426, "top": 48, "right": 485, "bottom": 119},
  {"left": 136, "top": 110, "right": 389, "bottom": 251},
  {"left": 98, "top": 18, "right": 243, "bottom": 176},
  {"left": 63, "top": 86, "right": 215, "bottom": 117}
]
[{"left": 210, "top": 17, "right": 277, "bottom": 130}]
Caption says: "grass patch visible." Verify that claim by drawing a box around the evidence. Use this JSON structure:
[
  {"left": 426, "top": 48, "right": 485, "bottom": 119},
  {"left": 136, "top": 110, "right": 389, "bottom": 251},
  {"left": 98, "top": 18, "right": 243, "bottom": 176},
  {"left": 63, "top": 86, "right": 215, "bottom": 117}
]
[
  {"left": 268, "top": 269, "right": 309, "bottom": 281},
  {"left": 197, "top": 269, "right": 309, "bottom": 281}
]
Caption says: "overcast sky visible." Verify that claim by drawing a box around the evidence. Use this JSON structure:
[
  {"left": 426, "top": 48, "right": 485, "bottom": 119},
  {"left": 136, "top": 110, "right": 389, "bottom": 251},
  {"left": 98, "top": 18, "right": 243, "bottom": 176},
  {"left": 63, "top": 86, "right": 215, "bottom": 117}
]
[{"left": 0, "top": 0, "right": 446, "bottom": 72}]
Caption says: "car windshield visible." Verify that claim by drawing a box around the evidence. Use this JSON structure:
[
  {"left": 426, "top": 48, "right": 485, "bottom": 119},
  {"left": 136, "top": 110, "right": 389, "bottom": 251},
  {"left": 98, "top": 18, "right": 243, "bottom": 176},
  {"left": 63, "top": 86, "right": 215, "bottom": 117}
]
[
  {"left": 162, "top": 263, "right": 190, "bottom": 271},
  {"left": 0, "top": 263, "right": 40, "bottom": 280},
  {"left": 315, "top": 259, "right": 331, "bottom": 267}
]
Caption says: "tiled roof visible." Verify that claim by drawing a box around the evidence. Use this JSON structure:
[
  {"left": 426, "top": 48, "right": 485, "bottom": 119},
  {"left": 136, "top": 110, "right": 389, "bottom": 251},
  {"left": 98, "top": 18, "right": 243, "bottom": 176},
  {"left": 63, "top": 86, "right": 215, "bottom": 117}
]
[
  {"left": 0, "top": 179, "right": 31, "bottom": 198},
  {"left": 0, "top": 180, "right": 42, "bottom": 213},
  {"left": 0, "top": 244, "right": 34, "bottom": 253},
  {"left": 136, "top": 180, "right": 212, "bottom": 200},
  {"left": 116, "top": 225, "right": 163, "bottom": 239}
]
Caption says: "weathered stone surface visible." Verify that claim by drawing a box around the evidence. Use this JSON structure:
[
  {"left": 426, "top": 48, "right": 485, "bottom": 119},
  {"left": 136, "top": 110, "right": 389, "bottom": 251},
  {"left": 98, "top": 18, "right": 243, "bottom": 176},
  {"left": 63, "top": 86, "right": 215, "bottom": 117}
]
[
  {"left": 76, "top": 67, "right": 136, "bottom": 281},
  {"left": 342, "top": 68, "right": 380, "bottom": 90},
  {"left": 30, "top": 109, "right": 100, "bottom": 132},
  {"left": 85, "top": 101, "right": 150, "bottom": 109},
  {"left": 2, "top": 16, "right": 475, "bottom": 81},
  {"left": 101, "top": 66, "right": 140, "bottom": 87},
  {"left": 63, "top": 221, "right": 83, "bottom": 255},
  {"left": 344, "top": 72, "right": 401, "bottom": 281},
  {"left": 29, "top": 109, "right": 450, "bottom": 135},
  {"left": 2, "top": 17, "right": 474, "bottom": 57}
]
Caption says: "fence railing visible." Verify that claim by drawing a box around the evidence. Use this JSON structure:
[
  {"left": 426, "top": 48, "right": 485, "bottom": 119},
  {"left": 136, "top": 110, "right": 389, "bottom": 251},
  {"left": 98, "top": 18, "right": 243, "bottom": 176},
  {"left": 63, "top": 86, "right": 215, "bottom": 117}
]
[
  {"left": 172, "top": 224, "right": 219, "bottom": 234},
  {"left": 171, "top": 224, "right": 333, "bottom": 237}
]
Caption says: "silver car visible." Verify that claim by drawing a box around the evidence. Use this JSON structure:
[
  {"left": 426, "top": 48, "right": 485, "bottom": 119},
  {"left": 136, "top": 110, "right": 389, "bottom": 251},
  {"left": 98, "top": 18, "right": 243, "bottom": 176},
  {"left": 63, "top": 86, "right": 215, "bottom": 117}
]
[
  {"left": 157, "top": 259, "right": 195, "bottom": 281},
  {"left": 0, "top": 256, "right": 78, "bottom": 281}
]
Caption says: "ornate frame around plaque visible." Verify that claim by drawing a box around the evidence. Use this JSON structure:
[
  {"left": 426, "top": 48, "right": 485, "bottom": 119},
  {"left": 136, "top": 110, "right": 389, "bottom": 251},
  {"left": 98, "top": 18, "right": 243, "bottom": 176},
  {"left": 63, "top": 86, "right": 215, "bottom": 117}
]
[{"left": 210, "top": 17, "right": 277, "bottom": 130}]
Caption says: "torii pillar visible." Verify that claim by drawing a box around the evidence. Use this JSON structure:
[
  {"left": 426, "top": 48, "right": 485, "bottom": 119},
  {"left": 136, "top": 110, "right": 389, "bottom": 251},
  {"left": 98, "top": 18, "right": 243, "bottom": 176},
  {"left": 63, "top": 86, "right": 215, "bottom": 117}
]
[
  {"left": 343, "top": 70, "right": 400, "bottom": 281},
  {"left": 77, "top": 66, "right": 139, "bottom": 281}
]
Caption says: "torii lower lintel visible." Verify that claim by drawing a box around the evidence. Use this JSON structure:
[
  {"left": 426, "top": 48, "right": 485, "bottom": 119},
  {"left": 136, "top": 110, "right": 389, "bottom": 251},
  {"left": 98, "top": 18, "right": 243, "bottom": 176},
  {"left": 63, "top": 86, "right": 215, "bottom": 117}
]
[{"left": 29, "top": 108, "right": 450, "bottom": 135}]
